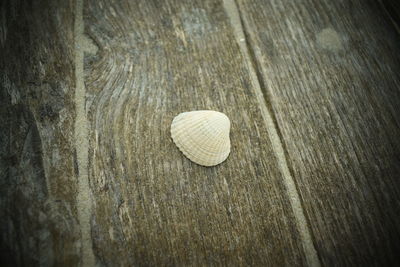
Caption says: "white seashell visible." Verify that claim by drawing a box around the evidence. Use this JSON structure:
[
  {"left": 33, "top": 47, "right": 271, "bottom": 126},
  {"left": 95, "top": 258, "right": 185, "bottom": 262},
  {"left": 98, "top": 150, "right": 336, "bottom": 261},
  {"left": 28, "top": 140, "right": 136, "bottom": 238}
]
[{"left": 170, "top": 110, "right": 231, "bottom": 167}]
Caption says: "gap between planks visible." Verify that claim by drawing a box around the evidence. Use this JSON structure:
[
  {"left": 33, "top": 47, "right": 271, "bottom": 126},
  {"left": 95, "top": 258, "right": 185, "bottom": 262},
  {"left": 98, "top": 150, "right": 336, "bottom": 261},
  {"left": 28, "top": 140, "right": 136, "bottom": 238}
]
[
  {"left": 74, "top": 0, "right": 96, "bottom": 266},
  {"left": 223, "top": 0, "right": 321, "bottom": 266}
]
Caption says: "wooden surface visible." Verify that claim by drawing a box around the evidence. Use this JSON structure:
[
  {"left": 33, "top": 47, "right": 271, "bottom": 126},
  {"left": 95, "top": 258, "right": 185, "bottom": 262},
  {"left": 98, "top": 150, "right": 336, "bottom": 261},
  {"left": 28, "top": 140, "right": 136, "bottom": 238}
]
[
  {"left": 380, "top": 0, "right": 400, "bottom": 32},
  {"left": 0, "top": 0, "right": 80, "bottom": 266},
  {"left": 1, "top": 0, "right": 400, "bottom": 266},
  {"left": 237, "top": 0, "right": 400, "bottom": 265},
  {"left": 84, "top": 0, "right": 308, "bottom": 265}
]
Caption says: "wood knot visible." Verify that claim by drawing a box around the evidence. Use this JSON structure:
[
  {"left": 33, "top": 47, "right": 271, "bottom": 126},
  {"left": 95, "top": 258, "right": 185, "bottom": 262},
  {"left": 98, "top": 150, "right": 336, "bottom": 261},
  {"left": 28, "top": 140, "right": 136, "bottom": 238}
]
[{"left": 317, "top": 28, "right": 343, "bottom": 52}]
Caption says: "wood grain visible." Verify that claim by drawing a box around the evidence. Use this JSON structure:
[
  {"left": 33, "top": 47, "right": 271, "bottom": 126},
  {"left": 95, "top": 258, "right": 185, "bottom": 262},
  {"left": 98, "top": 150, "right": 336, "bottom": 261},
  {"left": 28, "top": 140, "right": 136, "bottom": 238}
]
[
  {"left": 83, "top": 0, "right": 311, "bottom": 265},
  {"left": 379, "top": 0, "right": 400, "bottom": 33},
  {"left": 237, "top": 0, "right": 400, "bottom": 265},
  {"left": 2, "top": 0, "right": 399, "bottom": 265},
  {"left": 0, "top": 0, "right": 80, "bottom": 266}
]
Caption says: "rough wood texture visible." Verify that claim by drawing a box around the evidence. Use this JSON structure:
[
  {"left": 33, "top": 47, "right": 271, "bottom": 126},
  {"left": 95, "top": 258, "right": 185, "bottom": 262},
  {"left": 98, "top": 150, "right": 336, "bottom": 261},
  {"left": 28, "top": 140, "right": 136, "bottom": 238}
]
[
  {"left": 2, "top": 0, "right": 400, "bottom": 265},
  {"left": 237, "top": 0, "right": 400, "bottom": 265},
  {"left": 0, "top": 0, "right": 80, "bottom": 266},
  {"left": 380, "top": 0, "right": 400, "bottom": 32},
  {"left": 83, "top": 0, "right": 310, "bottom": 265}
]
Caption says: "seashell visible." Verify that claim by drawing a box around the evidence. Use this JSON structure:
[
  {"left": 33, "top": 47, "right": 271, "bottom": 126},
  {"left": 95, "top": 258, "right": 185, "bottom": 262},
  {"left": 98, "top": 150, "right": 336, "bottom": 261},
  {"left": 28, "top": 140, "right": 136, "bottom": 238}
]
[{"left": 170, "top": 110, "right": 231, "bottom": 167}]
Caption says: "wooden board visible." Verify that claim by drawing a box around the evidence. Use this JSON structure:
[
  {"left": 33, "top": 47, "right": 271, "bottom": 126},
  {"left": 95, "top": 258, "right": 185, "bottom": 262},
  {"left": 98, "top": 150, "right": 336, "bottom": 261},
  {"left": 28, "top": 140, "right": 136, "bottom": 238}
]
[
  {"left": 0, "top": 0, "right": 80, "bottom": 266},
  {"left": 83, "top": 0, "right": 310, "bottom": 265},
  {"left": 236, "top": 0, "right": 400, "bottom": 265}
]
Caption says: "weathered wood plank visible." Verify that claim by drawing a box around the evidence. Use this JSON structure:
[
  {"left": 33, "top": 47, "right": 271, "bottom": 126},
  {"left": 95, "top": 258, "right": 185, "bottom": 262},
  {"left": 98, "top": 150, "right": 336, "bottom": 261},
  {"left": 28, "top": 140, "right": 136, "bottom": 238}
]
[
  {"left": 237, "top": 0, "right": 400, "bottom": 265},
  {"left": 0, "top": 0, "right": 81, "bottom": 266},
  {"left": 84, "top": 0, "right": 311, "bottom": 265}
]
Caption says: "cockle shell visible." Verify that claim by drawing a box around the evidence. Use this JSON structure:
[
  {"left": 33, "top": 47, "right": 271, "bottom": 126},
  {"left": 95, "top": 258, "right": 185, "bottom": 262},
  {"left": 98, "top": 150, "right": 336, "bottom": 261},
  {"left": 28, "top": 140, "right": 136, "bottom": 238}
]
[{"left": 170, "top": 110, "right": 231, "bottom": 166}]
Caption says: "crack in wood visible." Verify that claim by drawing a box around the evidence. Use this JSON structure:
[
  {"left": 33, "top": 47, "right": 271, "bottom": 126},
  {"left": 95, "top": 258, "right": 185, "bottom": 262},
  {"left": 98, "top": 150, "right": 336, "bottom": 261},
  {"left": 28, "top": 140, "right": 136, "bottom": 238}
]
[{"left": 74, "top": 0, "right": 95, "bottom": 266}]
